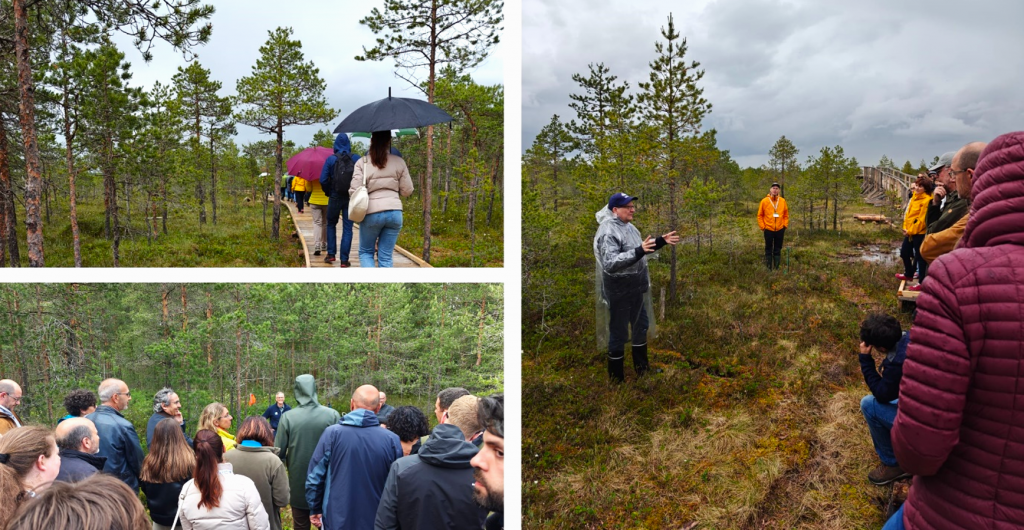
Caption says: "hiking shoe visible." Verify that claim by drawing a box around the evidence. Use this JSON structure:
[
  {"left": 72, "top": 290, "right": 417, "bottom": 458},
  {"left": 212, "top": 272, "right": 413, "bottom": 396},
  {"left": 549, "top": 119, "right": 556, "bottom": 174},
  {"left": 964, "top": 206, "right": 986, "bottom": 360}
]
[
  {"left": 324, "top": 255, "right": 336, "bottom": 263},
  {"left": 895, "top": 273, "right": 910, "bottom": 281},
  {"left": 905, "top": 284, "right": 922, "bottom": 292},
  {"left": 339, "top": 261, "right": 351, "bottom": 268},
  {"left": 869, "top": 463, "right": 910, "bottom": 485},
  {"left": 314, "top": 250, "right": 321, "bottom": 256}
]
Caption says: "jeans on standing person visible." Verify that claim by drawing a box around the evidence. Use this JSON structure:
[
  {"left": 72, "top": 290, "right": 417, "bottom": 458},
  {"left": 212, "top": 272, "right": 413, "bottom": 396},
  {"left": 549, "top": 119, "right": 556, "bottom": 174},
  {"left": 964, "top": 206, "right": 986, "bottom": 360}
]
[
  {"left": 900, "top": 234, "right": 925, "bottom": 278},
  {"left": 861, "top": 394, "right": 899, "bottom": 467},
  {"left": 326, "top": 202, "right": 354, "bottom": 262},
  {"left": 882, "top": 505, "right": 905, "bottom": 530},
  {"left": 359, "top": 210, "right": 403, "bottom": 267}
]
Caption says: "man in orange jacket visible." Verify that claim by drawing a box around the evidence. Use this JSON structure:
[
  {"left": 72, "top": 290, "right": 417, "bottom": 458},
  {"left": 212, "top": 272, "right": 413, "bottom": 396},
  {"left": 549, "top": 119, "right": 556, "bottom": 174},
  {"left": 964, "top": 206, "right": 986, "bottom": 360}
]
[{"left": 757, "top": 183, "right": 789, "bottom": 270}]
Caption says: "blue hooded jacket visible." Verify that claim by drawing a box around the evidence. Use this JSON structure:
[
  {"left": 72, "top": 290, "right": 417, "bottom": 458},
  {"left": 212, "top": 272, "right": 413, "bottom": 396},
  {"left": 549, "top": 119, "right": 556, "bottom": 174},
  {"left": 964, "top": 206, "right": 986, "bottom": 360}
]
[
  {"left": 305, "top": 408, "right": 403, "bottom": 530},
  {"left": 320, "top": 134, "right": 361, "bottom": 200}
]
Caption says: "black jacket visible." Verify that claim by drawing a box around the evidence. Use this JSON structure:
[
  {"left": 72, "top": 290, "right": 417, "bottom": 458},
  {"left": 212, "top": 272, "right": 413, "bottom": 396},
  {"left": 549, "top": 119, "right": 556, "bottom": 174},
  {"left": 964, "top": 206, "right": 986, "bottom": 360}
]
[
  {"left": 141, "top": 478, "right": 189, "bottom": 526},
  {"left": 146, "top": 412, "right": 193, "bottom": 450},
  {"left": 860, "top": 331, "right": 910, "bottom": 404},
  {"left": 374, "top": 423, "right": 487, "bottom": 530},
  {"left": 55, "top": 449, "right": 106, "bottom": 483}
]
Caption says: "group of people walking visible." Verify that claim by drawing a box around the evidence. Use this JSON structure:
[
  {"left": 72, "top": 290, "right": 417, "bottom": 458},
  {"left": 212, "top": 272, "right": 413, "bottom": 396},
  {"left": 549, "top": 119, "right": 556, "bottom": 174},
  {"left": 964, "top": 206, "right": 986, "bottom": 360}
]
[
  {"left": 0, "top": 376, "right": 504, "bottom": 530},
  {"left": 285, "top": 132, "right": 413, "bottom": 268}
]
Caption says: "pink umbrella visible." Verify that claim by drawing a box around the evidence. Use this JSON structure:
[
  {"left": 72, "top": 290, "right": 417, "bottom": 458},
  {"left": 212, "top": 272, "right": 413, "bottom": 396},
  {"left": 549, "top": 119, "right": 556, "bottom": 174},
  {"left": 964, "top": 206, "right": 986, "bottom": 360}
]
[{"left": 286, "top": 146, "right": 333, "bottom": 181}]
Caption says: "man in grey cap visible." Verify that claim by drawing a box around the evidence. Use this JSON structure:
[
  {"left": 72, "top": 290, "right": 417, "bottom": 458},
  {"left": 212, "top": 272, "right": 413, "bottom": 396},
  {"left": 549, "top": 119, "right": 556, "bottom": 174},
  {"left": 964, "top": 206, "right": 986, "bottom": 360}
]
[
  {"left": 910, "top": 150, "right": 970, "bottom": 287},
  {"left": 594, "top": 192, "right": 679, "bottom": 382}
]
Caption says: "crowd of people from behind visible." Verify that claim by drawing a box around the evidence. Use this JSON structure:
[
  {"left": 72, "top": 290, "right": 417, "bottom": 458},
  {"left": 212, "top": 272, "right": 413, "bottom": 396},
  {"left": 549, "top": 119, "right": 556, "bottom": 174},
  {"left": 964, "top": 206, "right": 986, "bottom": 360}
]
[
  {"left": 0, "top": 376, "right": 503, "bottom": 530},
  {"left": 282, "top": 132, "right": 413, "bottom": 268}
]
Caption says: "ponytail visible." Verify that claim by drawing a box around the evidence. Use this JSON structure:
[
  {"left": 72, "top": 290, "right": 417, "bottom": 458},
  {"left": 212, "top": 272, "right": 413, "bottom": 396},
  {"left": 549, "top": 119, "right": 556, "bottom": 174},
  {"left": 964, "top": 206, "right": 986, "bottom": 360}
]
[
  {"left": 0, "top": 426, "right": 57, "bottom": 522},
  {"left": 192, "top": 429, "right": 224, "bottom": 510}
]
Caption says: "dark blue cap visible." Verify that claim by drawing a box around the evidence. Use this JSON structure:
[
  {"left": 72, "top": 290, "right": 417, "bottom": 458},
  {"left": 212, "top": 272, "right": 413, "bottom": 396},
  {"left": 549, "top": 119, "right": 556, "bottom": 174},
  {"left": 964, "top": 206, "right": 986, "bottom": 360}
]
[{"left": 608, "top": 192, "right": 638, "bottom": 210}]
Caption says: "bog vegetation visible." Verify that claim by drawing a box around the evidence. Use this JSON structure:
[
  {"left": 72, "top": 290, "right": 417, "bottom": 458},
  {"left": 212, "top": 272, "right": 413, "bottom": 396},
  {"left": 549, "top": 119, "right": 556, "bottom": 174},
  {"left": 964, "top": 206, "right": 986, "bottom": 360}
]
[
  {"left": 1, "top": 283, "right": 503, "bottom": 432},
  {"left": 523, "top": 13, "right": 917, "bottom": 529},
  {"left": 0, "top": 0, "right": 503, "bottom": 267}
]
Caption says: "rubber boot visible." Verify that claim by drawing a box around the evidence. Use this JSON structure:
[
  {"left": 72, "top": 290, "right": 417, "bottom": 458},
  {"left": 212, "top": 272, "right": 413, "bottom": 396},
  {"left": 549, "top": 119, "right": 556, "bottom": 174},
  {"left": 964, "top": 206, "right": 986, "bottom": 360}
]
[
  {"left": 632, "top": 343, "right": 649, "bottom": 377},
  {"left": 608, "top": 352, "right": 625, "bottom": 383},
  {"left": 773, "top": 254, "right": 781, "bottom": 270}
]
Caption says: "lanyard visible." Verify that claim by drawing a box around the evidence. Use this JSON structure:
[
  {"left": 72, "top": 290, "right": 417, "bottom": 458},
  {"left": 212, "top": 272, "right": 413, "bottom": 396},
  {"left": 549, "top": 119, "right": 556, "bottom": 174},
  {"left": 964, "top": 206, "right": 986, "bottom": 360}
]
[{"left": 769, "top": 197, "right": 780, "bottom": 212}]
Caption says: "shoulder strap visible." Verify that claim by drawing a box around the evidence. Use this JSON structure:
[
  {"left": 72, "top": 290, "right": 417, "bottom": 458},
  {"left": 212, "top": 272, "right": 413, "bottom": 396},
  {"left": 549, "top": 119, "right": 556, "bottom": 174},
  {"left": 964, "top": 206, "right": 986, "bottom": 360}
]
[{"left": 171, "top": 481, "right": 193, "bottom": 529}]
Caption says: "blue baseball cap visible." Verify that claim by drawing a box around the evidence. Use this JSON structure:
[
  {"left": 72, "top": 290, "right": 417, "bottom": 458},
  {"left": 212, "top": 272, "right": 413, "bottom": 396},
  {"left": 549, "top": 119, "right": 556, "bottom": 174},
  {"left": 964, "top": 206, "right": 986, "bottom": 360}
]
[{"left": 608, "top": 192, "right": 638, "bottom": 210}]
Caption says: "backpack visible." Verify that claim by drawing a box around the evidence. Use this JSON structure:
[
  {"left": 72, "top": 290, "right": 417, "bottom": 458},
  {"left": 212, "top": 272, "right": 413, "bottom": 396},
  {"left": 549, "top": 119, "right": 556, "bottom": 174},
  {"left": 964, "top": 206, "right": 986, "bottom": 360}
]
[{"left": 331, "top": 152, "right": 355, "bottom": 201}]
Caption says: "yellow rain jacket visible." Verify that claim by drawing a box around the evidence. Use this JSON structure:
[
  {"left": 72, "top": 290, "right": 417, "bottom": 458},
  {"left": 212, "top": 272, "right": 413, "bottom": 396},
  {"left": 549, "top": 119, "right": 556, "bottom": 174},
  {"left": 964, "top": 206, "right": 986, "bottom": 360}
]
[
  {"left": 757, "top": 195, "right": 789, "bottom": 231},
  {"left": 291, "top": 176, "right": 307, "bottom": 193},
  {"left": 308, "top": 179, "right": 329, "bottom": 206},
  {"left": 902, "top": 191, "right": 932, "bottom": 235}
]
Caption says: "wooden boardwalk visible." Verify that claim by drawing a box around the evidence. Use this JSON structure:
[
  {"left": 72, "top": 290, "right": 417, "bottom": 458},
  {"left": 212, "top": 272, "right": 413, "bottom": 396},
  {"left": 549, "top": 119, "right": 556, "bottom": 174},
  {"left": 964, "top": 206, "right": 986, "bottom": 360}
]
[{"left": 279, "top": 198, "right": 429, "bottom": 268}]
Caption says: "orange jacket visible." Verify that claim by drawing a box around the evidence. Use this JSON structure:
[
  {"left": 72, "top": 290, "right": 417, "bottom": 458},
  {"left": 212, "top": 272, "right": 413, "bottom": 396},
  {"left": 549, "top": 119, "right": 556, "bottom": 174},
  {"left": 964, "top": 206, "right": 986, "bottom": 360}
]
[
  {"left": 757, "top": 195, "right": 789, "bottom": 231},
  {"left": 920, "top": 212, "right": 969, "bottom": 263},
  {"left": 902, "top": 191, "right": 932, "bottom": 236}
]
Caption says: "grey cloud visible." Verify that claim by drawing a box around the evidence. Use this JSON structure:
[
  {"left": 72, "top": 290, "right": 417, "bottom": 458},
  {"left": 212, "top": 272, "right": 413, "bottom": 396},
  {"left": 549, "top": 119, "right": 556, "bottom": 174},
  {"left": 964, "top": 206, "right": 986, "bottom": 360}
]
[{"left": 524, "top": 0, "right": 1024, "bottom": 168}]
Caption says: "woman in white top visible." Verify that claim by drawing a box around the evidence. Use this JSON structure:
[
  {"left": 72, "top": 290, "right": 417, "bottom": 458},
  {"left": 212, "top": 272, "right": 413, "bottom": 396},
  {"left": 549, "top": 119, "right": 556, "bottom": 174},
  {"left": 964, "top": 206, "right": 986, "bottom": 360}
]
[
  {"left": 175, "top": 429, "right": 269, "bottom": 530},
  {"left": 350, "top": 131, "right": 414, "bottom": 267}
]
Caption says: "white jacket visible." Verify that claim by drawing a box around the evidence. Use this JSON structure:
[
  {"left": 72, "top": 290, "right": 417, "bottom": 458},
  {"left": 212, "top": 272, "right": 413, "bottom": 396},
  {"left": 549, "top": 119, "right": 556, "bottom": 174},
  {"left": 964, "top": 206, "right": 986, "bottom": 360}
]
[{"left": 177, "top": 463, "right": 270, "bottom": 530}]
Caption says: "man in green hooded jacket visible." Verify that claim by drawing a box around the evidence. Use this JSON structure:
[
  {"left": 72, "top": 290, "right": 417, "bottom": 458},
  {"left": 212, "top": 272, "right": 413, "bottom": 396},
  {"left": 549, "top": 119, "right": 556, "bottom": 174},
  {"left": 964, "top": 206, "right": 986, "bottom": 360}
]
[{"left": 274, "top": 374, "right": 340, "bottom": 530}]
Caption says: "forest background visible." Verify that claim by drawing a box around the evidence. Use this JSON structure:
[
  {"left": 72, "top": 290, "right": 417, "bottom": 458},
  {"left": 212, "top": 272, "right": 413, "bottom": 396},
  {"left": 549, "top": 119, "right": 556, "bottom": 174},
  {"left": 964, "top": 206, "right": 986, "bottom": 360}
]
[
  {"left": 1, "top": 283, "right": 503, "bottom": 439},
  {"left": 521, "top": 13, "right": 936, "bottom": 530},
  {"left": 0, "top": 0, "right": 504, "bottom": 268}
]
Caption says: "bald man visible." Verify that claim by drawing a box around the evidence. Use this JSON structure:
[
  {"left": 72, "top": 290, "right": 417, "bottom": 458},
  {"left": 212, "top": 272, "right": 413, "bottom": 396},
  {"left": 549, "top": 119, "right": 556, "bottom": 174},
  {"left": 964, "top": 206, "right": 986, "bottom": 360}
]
[
  {"left": 0, "top": 379, "right": 23, "bottom": 434},
  {"left": 306, "top": 385, "right": 403, "bottom": 530},
  {"left": 86, "top": 378, "right": 144, "bottom": 492},
  {"left": 55, "top": 417, "right": 107, "bottom": 483}
]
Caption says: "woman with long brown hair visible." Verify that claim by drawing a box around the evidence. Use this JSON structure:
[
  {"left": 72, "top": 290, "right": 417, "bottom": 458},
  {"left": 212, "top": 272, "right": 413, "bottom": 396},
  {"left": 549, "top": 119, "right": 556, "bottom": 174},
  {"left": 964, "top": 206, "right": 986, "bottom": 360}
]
[
  {"left": 349, "top": 130, "right": 414, "bottom": 267},
  {"left": 224, "top": 417, "right": 289, "bottom": 530},
  {"left": 176, "top": 429, "right": 268, "bottom": 530},
  {"left": 140, "top": 418, "right": 196, "bottom": 530},
  {"left": 0, "top": 426, "right": 61, "bottom": 525},
  {"left": 197, "top": 403, "right": 235, "bottom": 452},
  {"left": 5, "top": 473, "right": 149, "bottom": 530}
]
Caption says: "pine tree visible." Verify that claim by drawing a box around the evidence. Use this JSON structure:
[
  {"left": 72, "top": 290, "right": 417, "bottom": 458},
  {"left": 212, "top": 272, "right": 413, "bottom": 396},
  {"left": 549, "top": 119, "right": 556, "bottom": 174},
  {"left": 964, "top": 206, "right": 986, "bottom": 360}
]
[
  {"left": 357, "top": 0, "right": 503, "bottom": 263},
  {"left": 637, "top": 13, "right": 711, "bottom": 299},
  {"left": 767, "top": 135, "right": 799, "bottom": 197},
  {"left": 9, "top": 0, "right": 212, "bottom": 266},
  {"left": 234, "top": 27, "right": 335, "bottom": 239},
  {"left": 526, "top": 114, "right": 573, "bottom": 210}
]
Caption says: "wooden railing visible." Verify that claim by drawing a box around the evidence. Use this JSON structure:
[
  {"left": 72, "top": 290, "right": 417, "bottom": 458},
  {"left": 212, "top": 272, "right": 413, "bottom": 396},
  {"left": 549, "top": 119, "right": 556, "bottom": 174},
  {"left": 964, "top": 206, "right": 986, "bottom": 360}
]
[{"left": 861, "top": 166, "right": 917, "bottom": 207}]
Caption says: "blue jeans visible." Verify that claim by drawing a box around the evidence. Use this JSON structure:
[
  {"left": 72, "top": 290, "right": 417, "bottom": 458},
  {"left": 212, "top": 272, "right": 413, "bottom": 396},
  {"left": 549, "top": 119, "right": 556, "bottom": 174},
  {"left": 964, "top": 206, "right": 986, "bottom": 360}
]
[
  {"left": 861, "top": 394, "right": 899, "bottom": 467},
  {"left": 882, "top": 505, "right": 905, "bottom": 530},
  {"left": 359, "top": 210, "right": 403, "bottom": 267},
  {"left": 326, "top": 200, "right": 353, "bottom": 261}
]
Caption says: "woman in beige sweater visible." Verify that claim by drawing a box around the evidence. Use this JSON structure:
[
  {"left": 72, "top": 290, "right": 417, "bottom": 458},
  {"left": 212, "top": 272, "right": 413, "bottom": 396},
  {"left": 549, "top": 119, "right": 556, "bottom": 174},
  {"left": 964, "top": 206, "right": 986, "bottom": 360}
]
[{"left": 350, "top": 131, "right": 414, "bottom": 267}]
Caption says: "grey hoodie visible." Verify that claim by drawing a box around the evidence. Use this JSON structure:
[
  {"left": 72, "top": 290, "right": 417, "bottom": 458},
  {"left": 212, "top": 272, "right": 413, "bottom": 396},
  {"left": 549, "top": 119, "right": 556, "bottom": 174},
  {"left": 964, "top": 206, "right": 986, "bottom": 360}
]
[{"left": 273, "top": 375, "right": 340, "bottom": 510}]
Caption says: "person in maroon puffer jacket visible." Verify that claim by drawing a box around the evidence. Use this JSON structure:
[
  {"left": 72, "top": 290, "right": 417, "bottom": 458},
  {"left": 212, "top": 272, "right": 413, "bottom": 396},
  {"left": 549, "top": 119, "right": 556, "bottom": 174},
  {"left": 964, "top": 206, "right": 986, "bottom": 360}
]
[{"left": 887, "top": 132, "right": 1024, "bottom": 530}]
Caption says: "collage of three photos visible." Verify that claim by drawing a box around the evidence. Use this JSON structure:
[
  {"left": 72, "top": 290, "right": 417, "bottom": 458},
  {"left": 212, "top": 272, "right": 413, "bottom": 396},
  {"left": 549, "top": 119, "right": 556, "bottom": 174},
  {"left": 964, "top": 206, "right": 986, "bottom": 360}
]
[{"left": 4, "top": 0, "right": 1024, "bottom": 529}]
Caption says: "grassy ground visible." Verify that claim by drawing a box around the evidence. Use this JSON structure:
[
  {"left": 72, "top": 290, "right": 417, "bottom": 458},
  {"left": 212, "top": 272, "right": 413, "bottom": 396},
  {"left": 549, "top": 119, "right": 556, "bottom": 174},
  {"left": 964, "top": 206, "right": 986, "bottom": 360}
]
[
  {"left": 399, "top": 195, "right": 504, "bottom": 267},
  {"left": 523, "top": 202, "right": 913, "bottom": 528},
  {"left": 12, "top": 195, "right": 303, "bottom": 267}
]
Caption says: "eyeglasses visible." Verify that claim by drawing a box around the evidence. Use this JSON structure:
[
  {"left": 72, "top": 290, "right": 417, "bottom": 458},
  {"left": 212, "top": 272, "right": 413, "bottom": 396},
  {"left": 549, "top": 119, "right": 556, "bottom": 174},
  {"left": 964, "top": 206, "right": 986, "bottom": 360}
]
[
  {"left": 116, "top": 392, "right": 131, "bottom": 397},
  {"left": 949, "top": 168, "right": 969, "bottom": 178}
]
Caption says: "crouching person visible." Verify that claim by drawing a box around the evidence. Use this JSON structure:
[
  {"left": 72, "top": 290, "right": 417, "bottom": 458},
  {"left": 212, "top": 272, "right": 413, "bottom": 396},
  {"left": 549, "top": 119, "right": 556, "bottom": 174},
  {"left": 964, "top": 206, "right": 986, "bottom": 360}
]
[{"left": 857, "top": 313, "right": 910, "bottom": 485}]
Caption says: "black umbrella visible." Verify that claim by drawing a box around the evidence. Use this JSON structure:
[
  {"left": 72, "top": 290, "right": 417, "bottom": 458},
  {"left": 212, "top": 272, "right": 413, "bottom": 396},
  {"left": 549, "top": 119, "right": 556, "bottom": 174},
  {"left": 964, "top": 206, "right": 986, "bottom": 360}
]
[{"left": 333, "top": 88, "right": 453, "bottom": 134}]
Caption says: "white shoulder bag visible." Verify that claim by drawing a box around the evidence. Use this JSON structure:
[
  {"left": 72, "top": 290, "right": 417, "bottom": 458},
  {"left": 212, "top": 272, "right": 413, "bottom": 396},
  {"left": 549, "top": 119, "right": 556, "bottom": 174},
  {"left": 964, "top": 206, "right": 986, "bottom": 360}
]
[{"left": 348, "top": 158, "right": 370, "bottom": 222}]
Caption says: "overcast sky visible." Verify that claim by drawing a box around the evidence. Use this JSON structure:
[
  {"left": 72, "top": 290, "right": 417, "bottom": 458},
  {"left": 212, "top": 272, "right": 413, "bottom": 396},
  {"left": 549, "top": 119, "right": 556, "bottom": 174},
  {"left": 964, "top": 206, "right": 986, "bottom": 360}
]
[
  {"left": 110, "top": 0, "right": 504, "bottom": 149},
  {"left": 523, "top": 0, "right": 1024, "bottom": 168}
]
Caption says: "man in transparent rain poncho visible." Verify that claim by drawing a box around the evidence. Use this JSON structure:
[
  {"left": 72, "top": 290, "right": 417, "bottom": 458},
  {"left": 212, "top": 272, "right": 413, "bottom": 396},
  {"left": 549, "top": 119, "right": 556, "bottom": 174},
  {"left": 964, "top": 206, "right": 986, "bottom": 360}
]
[{"left": 594, "top": 193, "right": 679, "bottom": 382}]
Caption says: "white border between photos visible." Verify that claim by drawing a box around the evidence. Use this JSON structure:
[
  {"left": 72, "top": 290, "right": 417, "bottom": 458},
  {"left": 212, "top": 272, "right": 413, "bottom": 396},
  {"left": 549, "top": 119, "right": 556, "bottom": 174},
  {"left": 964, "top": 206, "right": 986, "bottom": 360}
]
[{"left": 0, "top": 1, "right": 523, "bottom": 528}]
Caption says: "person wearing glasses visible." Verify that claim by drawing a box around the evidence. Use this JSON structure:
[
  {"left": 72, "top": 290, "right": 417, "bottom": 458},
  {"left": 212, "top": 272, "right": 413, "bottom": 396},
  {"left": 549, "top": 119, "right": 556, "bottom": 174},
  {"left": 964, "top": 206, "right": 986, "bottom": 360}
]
[
  {"left": 757, "top": 182, "right": 789, "bottom": 270},
  {"left": 916, "top": 142, "right": 987, "bottom": 278},
  {"left": 198, "top": 402, "right": 236, "bottom": 452},
  {"left": 910, "top": 150, "right": 970, "bottom": 289},
  {"left": 594, "top": 192, "right": 679, "bottom": 383},
  {"left": 86, "top": 378, "right": 144, "bottom": 492},
  {"left": 0, "top": 379, "right": 24, "bottom": 435}
]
